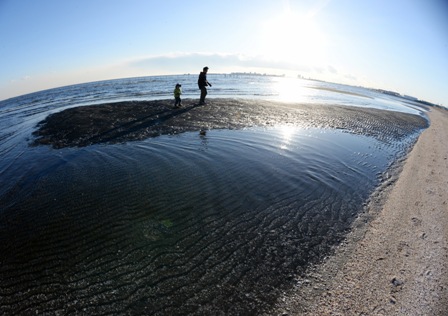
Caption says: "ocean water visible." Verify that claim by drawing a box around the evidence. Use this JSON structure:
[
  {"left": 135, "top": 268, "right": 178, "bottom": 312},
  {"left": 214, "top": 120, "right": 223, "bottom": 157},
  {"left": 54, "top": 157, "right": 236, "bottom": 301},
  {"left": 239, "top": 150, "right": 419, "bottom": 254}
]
[{"left": 0, "top": 75, "right": 427, "bottom": 315}]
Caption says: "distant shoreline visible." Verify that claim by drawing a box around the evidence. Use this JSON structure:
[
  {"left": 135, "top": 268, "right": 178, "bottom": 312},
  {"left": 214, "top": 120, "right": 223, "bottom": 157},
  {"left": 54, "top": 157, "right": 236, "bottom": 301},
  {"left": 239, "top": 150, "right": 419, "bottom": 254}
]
[{"left": 31, "top": 98, "right": 428, "bottom": 149}]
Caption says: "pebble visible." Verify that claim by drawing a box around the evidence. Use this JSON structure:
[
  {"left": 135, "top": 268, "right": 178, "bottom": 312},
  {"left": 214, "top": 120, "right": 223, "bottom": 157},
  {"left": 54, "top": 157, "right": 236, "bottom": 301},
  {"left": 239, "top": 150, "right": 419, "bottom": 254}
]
[{"left": 391, "top": 277, "right": 404, "bottom": 286}]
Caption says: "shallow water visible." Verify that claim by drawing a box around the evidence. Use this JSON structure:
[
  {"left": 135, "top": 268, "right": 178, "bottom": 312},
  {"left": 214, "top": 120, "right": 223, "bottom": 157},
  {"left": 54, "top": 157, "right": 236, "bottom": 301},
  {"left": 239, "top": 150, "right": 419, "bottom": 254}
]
[
  {"left": 1, "top": 126, "right": 421, "bottom": 314},
  {"left": 0, "top": 76, "right": 428, "bottom": 314}
]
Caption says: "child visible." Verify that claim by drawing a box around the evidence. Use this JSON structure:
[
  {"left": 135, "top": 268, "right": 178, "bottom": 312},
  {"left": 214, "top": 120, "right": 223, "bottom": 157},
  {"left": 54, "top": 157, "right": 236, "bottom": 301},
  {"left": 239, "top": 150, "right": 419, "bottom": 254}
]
[{"left": 174, "top": 83, "right": 182, "bottom": 108}]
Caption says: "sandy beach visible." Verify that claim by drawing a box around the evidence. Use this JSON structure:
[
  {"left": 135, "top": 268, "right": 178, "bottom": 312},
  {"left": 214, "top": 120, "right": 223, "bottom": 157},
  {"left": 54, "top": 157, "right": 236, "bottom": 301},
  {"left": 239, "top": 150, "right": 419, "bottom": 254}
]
[{"left": 273, "top": 106, "right": 448, "bottom": 315}]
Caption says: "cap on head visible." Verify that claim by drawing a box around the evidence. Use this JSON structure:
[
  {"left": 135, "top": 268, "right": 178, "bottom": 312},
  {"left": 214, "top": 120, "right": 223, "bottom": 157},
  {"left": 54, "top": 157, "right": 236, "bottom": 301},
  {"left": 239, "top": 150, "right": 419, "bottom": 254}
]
[
  {"left": 203, "top": 66, "right": 209, "bottom": 71},
  {"left": 176, "top": 83, "right": 181, "bottom": 87}
]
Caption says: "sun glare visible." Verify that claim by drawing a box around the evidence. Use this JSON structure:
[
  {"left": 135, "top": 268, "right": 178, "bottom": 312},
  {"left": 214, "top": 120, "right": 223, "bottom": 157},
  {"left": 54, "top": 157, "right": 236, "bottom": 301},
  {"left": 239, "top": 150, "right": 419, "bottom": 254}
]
[
  {"left": 270, "top": 77, "right": 313, "bottom": 103},
  {"left": 278, "top": 124, "right": 297, "bottom": 150},
  {"left": 261, "top": 11, "right": 326, "bottom": 66}
]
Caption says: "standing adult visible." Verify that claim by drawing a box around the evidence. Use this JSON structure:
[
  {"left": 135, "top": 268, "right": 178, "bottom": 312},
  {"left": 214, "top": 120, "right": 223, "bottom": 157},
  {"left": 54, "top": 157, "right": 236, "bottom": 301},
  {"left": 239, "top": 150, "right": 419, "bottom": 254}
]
[{"left": 198, "top": 66, "right": 212, "bottom": 105}]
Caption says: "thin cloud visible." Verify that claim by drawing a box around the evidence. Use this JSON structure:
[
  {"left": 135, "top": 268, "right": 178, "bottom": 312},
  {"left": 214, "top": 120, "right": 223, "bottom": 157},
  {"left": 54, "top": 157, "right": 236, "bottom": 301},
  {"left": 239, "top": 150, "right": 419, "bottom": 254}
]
[
  {"left": 344, "top": 73, "right": 357, "bottom": 81},
  {"left": 128, "top": 52, "right": 325, "bottom": 75},
  {"left": 327, "top": 65, "right": 338, "bottom": 74}
]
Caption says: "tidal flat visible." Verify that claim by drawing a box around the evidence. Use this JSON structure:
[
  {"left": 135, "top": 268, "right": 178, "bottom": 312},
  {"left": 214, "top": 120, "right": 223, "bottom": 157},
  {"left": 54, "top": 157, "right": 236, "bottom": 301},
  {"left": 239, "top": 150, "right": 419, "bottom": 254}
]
[{"left": 32, "top": 98, "right": 427, "bottom": 148}]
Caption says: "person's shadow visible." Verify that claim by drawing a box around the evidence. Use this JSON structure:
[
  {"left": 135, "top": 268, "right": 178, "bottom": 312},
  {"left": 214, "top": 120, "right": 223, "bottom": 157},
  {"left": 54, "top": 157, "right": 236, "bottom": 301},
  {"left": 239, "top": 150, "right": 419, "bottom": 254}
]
[{"left": 86, "top": 102, "right": 202, "bottom": 145}]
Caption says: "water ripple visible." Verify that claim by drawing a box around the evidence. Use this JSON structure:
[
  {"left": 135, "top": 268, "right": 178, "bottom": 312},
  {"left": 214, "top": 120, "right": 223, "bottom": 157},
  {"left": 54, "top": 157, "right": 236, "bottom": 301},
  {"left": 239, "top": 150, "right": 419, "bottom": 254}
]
[{"left": 0, "top": 123, "right": 425, "bottom": 314}]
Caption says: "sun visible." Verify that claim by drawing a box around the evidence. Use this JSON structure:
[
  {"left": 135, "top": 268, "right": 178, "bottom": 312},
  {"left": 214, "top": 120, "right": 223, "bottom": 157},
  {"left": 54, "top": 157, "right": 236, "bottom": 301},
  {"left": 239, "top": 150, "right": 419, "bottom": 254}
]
[{"left": 260, "top": 11, "right": 326, "bottom": 66}]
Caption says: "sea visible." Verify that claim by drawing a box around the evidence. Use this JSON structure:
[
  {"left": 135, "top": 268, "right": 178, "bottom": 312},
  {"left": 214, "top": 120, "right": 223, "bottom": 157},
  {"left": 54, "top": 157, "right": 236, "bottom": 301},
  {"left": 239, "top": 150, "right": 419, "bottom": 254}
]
[{"left": 0, "top": 74, "right": 428, "bottom": 315}]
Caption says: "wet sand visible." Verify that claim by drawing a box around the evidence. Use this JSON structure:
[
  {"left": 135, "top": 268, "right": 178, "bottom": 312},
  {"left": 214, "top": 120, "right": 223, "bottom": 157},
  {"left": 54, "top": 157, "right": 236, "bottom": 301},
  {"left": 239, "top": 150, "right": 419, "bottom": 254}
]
[
  {"left": 273, "top": 106, "right": 448, "bottom": 315},
  {"left": 32, "top": 98, "right": 426, "bottom": 148}
]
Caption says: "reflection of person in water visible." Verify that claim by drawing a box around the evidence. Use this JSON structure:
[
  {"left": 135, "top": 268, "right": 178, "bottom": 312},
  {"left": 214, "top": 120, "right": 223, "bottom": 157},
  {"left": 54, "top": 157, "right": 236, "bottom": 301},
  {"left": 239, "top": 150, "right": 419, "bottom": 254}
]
[
  {"left": 198, "top": 66, "right": 212, "bottom": 105},
  {"left": 174, "top": 83, "right": 182, "bottom": 108}
]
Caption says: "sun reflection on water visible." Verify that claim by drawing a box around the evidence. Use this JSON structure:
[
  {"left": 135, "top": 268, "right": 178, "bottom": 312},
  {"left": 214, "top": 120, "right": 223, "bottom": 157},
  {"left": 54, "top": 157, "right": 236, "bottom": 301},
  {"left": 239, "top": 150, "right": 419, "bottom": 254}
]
[
  {"left": 278, "top": 124, "right": 297, "bottom": 150},
  {"left": 269, "top": 77, "right": 316, "bottom": 103}
]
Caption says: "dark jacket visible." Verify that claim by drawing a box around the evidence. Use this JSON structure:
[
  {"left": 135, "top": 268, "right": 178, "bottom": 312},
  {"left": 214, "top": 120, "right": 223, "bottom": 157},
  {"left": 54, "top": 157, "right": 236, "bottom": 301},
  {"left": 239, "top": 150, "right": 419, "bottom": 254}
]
[{"left": 198, "top": 72, "right": 209, "bottom": 89}]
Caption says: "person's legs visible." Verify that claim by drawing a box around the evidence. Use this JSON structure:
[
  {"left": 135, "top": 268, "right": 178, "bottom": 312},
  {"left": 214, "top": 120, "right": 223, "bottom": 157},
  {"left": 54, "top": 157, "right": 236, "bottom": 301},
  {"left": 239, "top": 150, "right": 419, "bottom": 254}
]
[{"left": 200, "top": 87, "right": 207, "bottom": 104}]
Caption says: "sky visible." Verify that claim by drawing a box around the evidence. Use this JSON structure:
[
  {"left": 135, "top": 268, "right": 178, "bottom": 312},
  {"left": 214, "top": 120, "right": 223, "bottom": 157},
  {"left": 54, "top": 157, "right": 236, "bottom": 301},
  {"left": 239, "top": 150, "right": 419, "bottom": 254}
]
[{"left": 1, "top": 0, "right": 447, "bottom": 106}]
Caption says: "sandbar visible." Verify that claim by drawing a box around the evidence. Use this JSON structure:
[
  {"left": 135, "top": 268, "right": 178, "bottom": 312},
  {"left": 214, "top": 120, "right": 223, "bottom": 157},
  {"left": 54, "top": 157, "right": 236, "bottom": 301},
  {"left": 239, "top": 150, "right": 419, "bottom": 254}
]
[
  {"left": 32, "top": 98, "right": 426, "bottom": 148},
  {"left": 310, "top": 86, "right": 374, "bottom": 99}
]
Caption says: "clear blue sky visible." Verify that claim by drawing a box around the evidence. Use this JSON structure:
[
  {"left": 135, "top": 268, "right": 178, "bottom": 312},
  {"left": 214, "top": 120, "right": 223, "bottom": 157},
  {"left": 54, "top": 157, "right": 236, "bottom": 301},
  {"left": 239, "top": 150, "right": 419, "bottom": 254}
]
[{"left": 1, "top": 0, "right": 447, "bottom": 106}]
